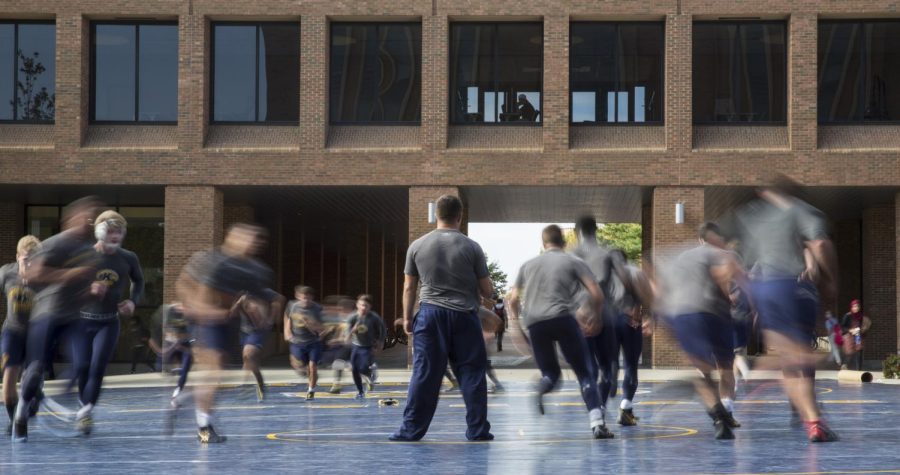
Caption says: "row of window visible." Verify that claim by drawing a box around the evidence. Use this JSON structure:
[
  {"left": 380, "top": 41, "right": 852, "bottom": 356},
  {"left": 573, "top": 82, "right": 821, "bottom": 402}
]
[{"left": 2, "top": 19, "right": 899, "bottom": 125}]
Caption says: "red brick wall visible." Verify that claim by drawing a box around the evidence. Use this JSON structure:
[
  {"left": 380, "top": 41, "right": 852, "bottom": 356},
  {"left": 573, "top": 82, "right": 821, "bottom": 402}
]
[
  {"left": 862, "top": 206, "right": 897, "bottom": 362},
  {"left": 163, "top": 186, "right": 223, "bottom": 302}
]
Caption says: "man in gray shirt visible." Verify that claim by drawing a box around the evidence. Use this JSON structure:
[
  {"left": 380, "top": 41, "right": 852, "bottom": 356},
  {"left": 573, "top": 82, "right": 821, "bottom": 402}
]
[
  {"left": 735, "top": 176, "right": 839, "bottom": 443},
  {"left": 659, "top": 222, "right": 743, "bottom": 439},
  {"left": 508, "top": 225, "right": 611, "bottom": 439},
  {"left": 390, "top": 195, "right": 494, "bottom": 442},
  {"left": 346, "top": 294, "right": 386, "bottom": 399}
]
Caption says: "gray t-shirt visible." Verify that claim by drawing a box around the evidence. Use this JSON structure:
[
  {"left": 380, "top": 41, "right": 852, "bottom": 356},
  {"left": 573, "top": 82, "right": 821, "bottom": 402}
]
[
  {"left": 286, "top": 300, "right": 323, "bottom": 344},
  {"left": 661, "top": 244, "right": 731, "bottom": 318},
  {"left": 572, "top": 241, "right": 611, "bottom": 285},
  {"left": 82, "top": 248, "right": 144, "bottom": 316},
  {"left": 405, "top": 229, "right": 489, "bottom": 312},
  {"left": 514, "top": 249, "right": 595, "bottom": 328},
  {"left": 737, "top": 198, "right": 828, "bottom": 279},
  {"left": 0, "top": 263, "right": 37, "bottom": 333},
  {"left": 31, "top": 231, "right": 101, "bottom": 320},
  {"left": 347, "top": 311, "right": 386, "bottom": 348}
]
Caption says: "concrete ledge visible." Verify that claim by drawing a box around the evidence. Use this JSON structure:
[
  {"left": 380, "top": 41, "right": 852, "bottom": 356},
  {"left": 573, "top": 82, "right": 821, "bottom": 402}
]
[
  {"left": 0, "top": 124, "right": 54, "bottom": 149},
  {"left": 448, "top": 125, "right": 541, "bottom": 150},
  {"left": 206, "top": 125, "right": 300, "bottom": 151},
  {"left": 83, "top": 125, "right": 177, "bottom": 149},
  {"left": 819, "top": 125, "right": 900, "bottom": 151},
  {"left": 570, "top": 125, "right": 665, "bottom": 151},
  {"left": 326, "top": 125, "right": 421, "bottom": 150},
  {"left": 693, "top": 125, "right": 789, "bottom": 151}
]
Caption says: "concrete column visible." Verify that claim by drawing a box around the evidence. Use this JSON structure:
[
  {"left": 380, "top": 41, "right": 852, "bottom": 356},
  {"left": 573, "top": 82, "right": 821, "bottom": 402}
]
[
  {"left": 862, "top": 205, "right": 897, "bottom": 363},
  {"left": 163, "top": 186, "right": 224, "bottom": 302},
  {"left": 650, "top": 186, "right": 704, "bottom": 368}
]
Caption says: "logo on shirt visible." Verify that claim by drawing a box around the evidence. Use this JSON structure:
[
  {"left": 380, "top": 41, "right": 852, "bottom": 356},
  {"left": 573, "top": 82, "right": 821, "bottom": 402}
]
[
  {"left": 7, "top": 286, "right": 34, "bottom": 315},
  {"left": 355, "top": 323, "right": 369, "bottom": 335},
  {"left": 96, "top": 269, "right": 120, "bottom": 287}
]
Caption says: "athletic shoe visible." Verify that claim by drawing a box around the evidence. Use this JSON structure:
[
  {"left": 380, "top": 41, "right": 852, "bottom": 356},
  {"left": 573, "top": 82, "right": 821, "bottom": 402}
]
[
  {"left": 354, "top": 392, "right": 365, "bottom": 400},
  {"left": 388, "top": 432, "right": 418, "bottom": 442},
  {"left": 807, "top": 422, "right": 839, "bottom": 443},
  {"left": 488, "top": 384, "right": 505, "bottom": 394},
  {"left": 592, "top": 424, "right": 615, "bottom": 439},
  {"left": 76, "top": 414, "right": 93, "bottom": 436},
  {"left": 329, "top": 384, "right": 342, "bottom": 394},
  {"left": 714, "top": 419, "right": 735, "bottom": 440},
  {"left": 305, "top": 391, "right": 315, "bottom": 401},
  {"left": 255, "top": 384, "right": 266, "bottom": 403},
  {"left": 5, "top": 421, "right": 11, "bottom": 436},
  {"left": 617, "top": 408, "right": 638, "bottom": 426},
  {"left": 12, "top": 419, "right": 26, "bottom": 442},
  {"left": 469, "top": 432, "right": 495, "bottom": 441},
  {"left": 723, "top": 411, "right": 741, "bottom": 428},
  {"left": 198, "top": 425, "right": 227, "bottom": 444},
  {"left": 366, "top": 377, "right": 375, "bottom": 392},
  {"left": 369, "top": 364, "right": 378, "bottom": 384}
]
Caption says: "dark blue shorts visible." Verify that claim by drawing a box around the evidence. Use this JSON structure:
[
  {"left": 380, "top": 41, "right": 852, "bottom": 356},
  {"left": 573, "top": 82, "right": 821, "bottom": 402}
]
[
  {"left": 751, "top": 279, "right": 817, "bottom": 346},
  {"left": 290, "top": 340, "right": 323, "bottom": 364},
  {"left": 669, "top": 312, "right": 734, "bottom": 367},
  {"left": 192, "top": 322, "right": 230, "bottom": 352},
  {"left": 241, "top": 329, "right": 268, "bottom": 349},
  {"left": 1, "top": 328, "right": 26, "bottom": 368}
]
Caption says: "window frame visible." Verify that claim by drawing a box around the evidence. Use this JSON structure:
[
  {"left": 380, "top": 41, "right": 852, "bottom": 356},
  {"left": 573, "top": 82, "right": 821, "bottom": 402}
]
[
  {"left": 692, "top": 20, "right": 788, "bottom": 126},
  {"left": 328, "top": 21, "right": 422, "bottom": 126},
  {"left": 89, "top": 20, "right": 179, "bottom": 125},
  {"left": 569, "top": 21, "right": 665, "bottom": 126},
  {"left": 209, "top": 20, "right": 300, "bottom": 126},
  {"left": 818, "top": 18, "right": 900, "bottom": 125},
  {"left": 449, "top": 21, "right": 544, "bottom": 126},
  {"left": 0, "top": 19, "right": 57, "bottom": 124}
]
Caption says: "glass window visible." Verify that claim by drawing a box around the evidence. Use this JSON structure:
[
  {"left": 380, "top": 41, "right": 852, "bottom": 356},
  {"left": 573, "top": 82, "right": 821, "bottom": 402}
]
[
  {"left": 330, "top": 23, "right": 422, "bottom": 124},
  {"left": 450, "top": 23, "right": 542, "bottom": 124},
  {"left": 570, "top": 23, "right": 663, "bottom": 124},
  {"left": 212, "top": 22, "right": 299, "bottom": 123},
  {"left": 92, "top": 23, "right": 177, "bottom": 122},
  {"left": 118, "top": 207, "right": 164, "bottom": 308},
  {"left": 26, "top": 206, "right": 60, "bottom": 239},
  {"left": 819, "top": 21, "right": 900, "bottom": 123},
  {"left": 1, "top": 22, "right": 56, "bottom": 122},
  {"left": 693, "top": 22, "right": 787, "bottom": 124}
]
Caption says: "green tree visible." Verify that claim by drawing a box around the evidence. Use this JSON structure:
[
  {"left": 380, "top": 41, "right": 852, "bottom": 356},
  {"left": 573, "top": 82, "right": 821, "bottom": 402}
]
[
  {"left": 486, "top": 254, "right": 508, "bottom": 297},
  {"left": 565, "top": 223, "right": 643, "bottom": 262}
]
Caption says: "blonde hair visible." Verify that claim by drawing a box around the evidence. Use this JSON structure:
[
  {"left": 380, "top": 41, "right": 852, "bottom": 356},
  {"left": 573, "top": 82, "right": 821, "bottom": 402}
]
[
  {"left": 95, "top": 210, "right": 127, "bottom": 231},
  {"left": 16, "top": 235, "right": 41, "bottom": 257}
]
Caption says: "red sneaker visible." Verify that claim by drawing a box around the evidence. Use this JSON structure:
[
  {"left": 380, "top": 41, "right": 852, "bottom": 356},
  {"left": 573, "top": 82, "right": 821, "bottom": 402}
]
[{"left": 805, "top": 421, "right": 839, "bottom": 442}]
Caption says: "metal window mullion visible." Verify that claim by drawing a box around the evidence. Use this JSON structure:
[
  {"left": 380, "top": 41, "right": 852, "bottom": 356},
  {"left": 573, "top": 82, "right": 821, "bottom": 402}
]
[
  {"left": 134, "top": 25, "right": 140, "bottom": 122},
  {"left": 255, "top": 24, "right": 260, "bottom": 123},
  {"left": 12, "top": 23, "right": 18, "bottom": 120},
  {"left": 493, "top": 24, "right": 499, "bottom": 121}
]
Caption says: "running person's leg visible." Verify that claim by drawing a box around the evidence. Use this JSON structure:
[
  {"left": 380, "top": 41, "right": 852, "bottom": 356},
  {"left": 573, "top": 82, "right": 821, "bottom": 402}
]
[
  {"left": 350, "top": 345, "right": 373, "bottom": 398},
  {"left": 554, "top": 316, "right": 613, "bottom": 439},
  {"left": 590, "top": 320, "right": 617, "bottom": 424},
  {"left": 528, "top": 318, "right": 564, "bottom": 414},
  {"left": 306, "top": 341, "right": 323, "bottom": 399},
  {"left": 330, "top": 345, "right": 351, "bottom": 394},
  {"left": 241, "top": 330, "right": 266, "bottom": 401},
  {"left": 191, "top": 323, "right": 228, "bottom": 443},
  {"left": 76, "top": 318, "right": 120, "bottom": 434},
  {"left": 70, "top": 319, "right": 97, "bottom": 407},
  {"left": 2, "top": 329, "right": 26, "bottom": 434},
  {"left": 616, "top": 313, "right": 642, "bottom": 425}
]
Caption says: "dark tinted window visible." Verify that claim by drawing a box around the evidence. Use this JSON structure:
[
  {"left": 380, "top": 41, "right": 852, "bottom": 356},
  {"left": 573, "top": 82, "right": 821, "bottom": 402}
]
[
  {"left": 450, "top": 23, "right": 542, "bottom": 124},
  {"left": 92, "top": 23, "right": 177, "bottom": 122},
  {"left": 819, "top": 21, "right": 900, "bottom": 123},
  {"left": 330, "top": 23, "right": 422, "bottom": 123},
  {"left": 212, "top": 23, "right": 299, "bottom": 123},
  {"left": 1, "top": 22, "right": 56, "bottom": 122},
  {"left": 570, "top": 23, "right": 663, "bottom": 124},
  {"left": 693, "top": 22, "right": 787, "bottom": 123}
]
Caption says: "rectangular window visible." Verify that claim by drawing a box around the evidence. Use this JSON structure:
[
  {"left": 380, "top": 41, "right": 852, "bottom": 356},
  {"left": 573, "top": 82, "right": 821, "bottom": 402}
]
[
  {"left": 91, "top": 23, "right": 178, "bottom": 122},
  {"left": 0, "top": 21, "right": 56, "bottom": 122},
  {"left": 819, "top": 21, "right": 900, "bottom": 123},
  {"left": 329, "top": 23, "right": 421, "bottom": 124},
  {"left": 450, "top": 23, "right": 542, "bottom": 124},
  {"left": 570, "top": 22, "right": 663, "bottom": 124},
  {"left": 211, "top": 22, "right": 299, "bottom": 124},
  {"left": 693, "top": 22, "right": 787, "bottom": 124}
]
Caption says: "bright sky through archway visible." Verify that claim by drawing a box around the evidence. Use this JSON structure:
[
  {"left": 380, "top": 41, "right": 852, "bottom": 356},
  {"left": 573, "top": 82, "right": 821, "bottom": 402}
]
[{"left": 468, "top": 222, "right": 573, "bottom": 293}]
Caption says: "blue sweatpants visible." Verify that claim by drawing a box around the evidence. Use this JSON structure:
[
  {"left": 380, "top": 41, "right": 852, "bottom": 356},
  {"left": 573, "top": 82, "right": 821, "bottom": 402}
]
[
  {"left": 615, "top": 313, "right": 643, "bottom": 401},
  {"left": 529, "top": 315, "right": 602, "bottom": 413},
  {"left": 71, "top": 317, "right": 120, "bottom": 406},
  {"left": 588, "top": 309, "right": 619, "bottom": 407},
  {"left": 394, "top": 303, "right": 490, "bottom": 441},
  {"left": 351, "top": 345, "right": 374, "bottom": 394},
  {"left": 18, "top": 315, "right": 77, "bottom": 420}
]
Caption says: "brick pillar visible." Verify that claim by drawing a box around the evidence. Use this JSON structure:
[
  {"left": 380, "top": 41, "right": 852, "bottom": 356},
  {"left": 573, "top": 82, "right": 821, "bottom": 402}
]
[
  {"left": 896, "top": 192, "right": 900, "bottom": 355},
  {"left": 542, "top": 14, "right": 568, "bottom": 151},
  {"left": 422, "top": 14, "right": 448, "bottom": 151},
  {"left": 665, "top": 15, "right": 691, "bottom": 153},
  {"left": 862, "top": 205, "right": 897, "bottom": 363},
  {"left": 640, "top": 203, "right": 653, "bottom": 365},
  {"left": 789, "top": 13, "right": 817, "bottom": 151},
  {"left": 179, "top": 11, "right": 205, "bottom": 150},
  {"left": 651, "top": 186, "right": 704, "bottom": 368},
  {"left": 54, "top": 12, "right": 87, "bottom": 151},
  {"left": 300, "top": 15, "right": 328, "bottom": 151},
  {"left": 163, "top": 186, "right": 224, "bottom": 302},
  {"left": 223, "top": 205, "right": 255, "bottom": 229},
  {"left": 0, "top": 203, "right": 25, "bottom": 264}
]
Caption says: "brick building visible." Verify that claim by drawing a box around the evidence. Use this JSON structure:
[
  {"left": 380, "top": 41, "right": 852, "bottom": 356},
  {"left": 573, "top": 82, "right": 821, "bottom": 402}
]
[{"left": 1, "top": 1, "right": 898, "bottom": 367}]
